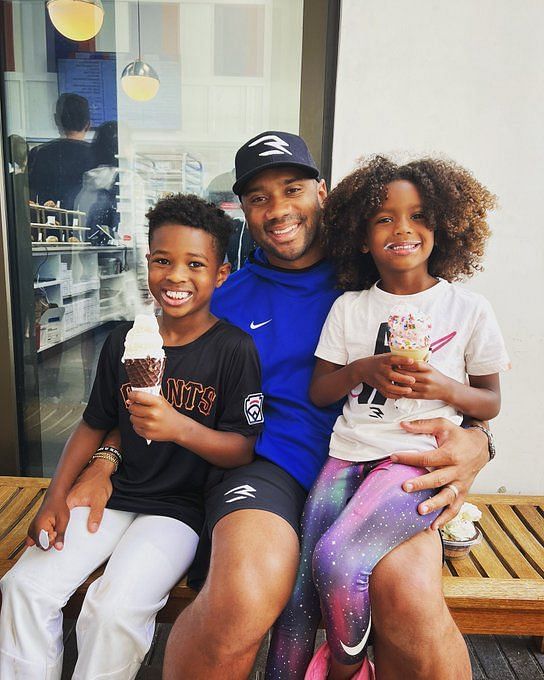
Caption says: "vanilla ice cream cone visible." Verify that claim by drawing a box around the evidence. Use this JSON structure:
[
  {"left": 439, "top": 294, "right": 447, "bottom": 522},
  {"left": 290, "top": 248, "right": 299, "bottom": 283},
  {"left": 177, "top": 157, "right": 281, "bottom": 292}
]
[{"left": 122, "top": 315, "right": 166, "bottom": 444}]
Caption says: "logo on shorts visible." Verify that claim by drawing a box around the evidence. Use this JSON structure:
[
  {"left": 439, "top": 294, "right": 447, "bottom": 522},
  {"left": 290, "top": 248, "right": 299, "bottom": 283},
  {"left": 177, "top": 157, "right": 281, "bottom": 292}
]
[
  {"left": 244, "top": 393, "right": 264, "bottom": 425},
  {"left": 224, "top": 484, "right": 257, "bottom": 503}
]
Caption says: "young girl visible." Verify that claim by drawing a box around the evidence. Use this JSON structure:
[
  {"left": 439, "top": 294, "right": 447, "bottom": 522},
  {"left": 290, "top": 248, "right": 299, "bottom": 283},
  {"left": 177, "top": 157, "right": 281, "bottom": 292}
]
[
  {"left": 0, "top": 194, "right": 263, "bottom": 679},
  {"left": 265, "top": 156, "right": 510, "bottom": 680}
]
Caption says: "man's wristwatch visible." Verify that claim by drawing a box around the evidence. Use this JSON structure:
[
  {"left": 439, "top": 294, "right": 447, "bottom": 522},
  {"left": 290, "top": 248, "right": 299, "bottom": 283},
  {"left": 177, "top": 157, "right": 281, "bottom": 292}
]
[{"left": 467, "top": 424, "right": 496, "bottom": 461}]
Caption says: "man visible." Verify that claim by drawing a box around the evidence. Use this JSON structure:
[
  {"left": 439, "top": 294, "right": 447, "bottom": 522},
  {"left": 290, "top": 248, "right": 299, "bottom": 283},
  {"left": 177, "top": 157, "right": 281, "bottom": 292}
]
[
  {"left": 160, "top": 132, "right": 490, "bottom": 679},
  {"left": 28, "top": 93, "right": 94, "bottom": 209},
  {"left": 71, "top": 131, "right": 491, "bottom": 679}
]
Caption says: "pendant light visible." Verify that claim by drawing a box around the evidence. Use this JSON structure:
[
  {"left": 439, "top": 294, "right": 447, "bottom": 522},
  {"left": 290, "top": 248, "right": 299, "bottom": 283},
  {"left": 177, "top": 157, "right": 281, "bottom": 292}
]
[
  {"left": 47, "top": 0, "right": 104, "bottom": 42},
  {"left": 121, "top": 1, "right": 160, "bottom": 102}
]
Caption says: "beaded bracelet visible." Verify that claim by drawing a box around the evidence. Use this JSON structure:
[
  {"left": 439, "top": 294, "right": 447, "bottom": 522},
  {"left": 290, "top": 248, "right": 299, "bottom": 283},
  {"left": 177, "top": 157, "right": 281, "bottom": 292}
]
[{"left": 95, "top": 445, "right": 122, "bottom": 463}]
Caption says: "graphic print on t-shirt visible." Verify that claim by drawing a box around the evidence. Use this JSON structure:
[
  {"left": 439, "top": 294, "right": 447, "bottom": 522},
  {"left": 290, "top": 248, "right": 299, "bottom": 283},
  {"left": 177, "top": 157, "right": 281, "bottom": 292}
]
[
  {"left": 356, "top": 322, "right": 390, "bottom": 411},
  {"left": 120, "top": 379, "right": 217, "bottom": 417}
]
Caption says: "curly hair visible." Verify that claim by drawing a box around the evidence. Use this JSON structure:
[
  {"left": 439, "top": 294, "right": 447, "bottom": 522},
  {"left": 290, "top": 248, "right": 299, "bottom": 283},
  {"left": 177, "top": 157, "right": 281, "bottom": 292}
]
[
  {"left": 322, "top": 156, "right": 497, "bottom": 290},
  {"left": 147, "top": 193, "right": 233, "bottom": 261}
]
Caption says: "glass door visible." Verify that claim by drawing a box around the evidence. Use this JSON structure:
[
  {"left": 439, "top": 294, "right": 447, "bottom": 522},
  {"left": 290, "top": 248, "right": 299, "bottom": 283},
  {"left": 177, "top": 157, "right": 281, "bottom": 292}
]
[{"left": 1, "top": 0, "right": 306, "bottom": 475}]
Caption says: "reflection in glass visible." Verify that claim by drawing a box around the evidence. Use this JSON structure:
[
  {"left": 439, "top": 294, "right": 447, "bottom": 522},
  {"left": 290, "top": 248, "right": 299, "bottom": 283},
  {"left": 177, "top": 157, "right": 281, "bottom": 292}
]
[{"left": 2, "top": 0, "right": 304, "bottom": 475}]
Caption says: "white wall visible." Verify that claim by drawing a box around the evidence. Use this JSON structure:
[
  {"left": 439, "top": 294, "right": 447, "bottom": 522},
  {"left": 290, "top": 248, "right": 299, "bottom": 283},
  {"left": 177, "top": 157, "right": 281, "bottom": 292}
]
[{"left": 332, "top": 0, "right": 544, "bottom": 494}]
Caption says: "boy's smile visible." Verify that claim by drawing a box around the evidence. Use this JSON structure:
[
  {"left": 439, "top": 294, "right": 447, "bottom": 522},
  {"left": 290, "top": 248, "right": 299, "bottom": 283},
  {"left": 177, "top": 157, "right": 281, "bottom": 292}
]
[{"left": 147, "top": 223, "right": 229, "bottom": 338}]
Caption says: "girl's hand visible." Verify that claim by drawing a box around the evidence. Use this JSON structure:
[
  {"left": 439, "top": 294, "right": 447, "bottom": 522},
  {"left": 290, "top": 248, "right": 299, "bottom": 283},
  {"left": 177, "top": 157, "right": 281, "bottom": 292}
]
[
  {"left": 127, "top": 391, "right": 184, "bottom": 443},
  {"left": 397, "top": 362, "right": 454, "bottom": 402},
  {"left": 26, "top": 493, "right": 70, "bottom": 551},
  {"left": 355, "top": 354, "right": 416, "bottom": 400}
]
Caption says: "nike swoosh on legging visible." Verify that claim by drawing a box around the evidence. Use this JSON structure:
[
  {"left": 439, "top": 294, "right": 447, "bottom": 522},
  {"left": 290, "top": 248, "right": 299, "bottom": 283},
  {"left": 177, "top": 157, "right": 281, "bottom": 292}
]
[{"left": 339, "top": 613, "right": 372, "bottom": 656}]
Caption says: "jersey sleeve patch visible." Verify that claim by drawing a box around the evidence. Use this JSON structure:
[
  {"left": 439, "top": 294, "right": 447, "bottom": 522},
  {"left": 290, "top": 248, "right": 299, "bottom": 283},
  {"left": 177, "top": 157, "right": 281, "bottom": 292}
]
[{"left": 244, "top": 393, "right": 264, "bottom": 425}]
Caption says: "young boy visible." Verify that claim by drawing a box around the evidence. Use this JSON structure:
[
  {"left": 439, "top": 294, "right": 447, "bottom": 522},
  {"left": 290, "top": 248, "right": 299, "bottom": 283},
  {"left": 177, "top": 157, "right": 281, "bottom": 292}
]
[{"left": 0, "top": 194, "right": 263, "bottom": 680}]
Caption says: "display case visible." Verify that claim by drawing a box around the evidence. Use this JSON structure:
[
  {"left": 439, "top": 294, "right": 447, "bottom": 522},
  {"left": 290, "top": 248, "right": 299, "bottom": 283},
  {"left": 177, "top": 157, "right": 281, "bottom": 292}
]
[
  {"left": 29, "top": 202, "right": 89, "bottom": 244},
  {"left": 33, "top": 245, "right": 130, "bottom": 352}
]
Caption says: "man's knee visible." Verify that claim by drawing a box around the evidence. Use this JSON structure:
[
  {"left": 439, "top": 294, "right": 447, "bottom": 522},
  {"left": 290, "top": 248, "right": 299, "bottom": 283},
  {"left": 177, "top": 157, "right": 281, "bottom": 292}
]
[
  {"left": 191, "top": 510, "right": 300, "bottom": 652},
  {"left": 371, "top": 529, "right": 447, "bottom": 632}
]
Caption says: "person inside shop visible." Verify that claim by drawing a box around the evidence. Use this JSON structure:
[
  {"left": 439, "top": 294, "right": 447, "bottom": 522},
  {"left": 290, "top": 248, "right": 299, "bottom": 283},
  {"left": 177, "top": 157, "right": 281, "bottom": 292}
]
[
  {"left": 0, "top": 194, "right": 263, "bottom": 679},
  {"left": 31, "top": 131, "right": 494, "bottom": 680},
  {"left": 28, "top": 92, "right": 94, "bottom": 210},
  {"left": 75, "top": 120, "right": 120, "bottom": 243},
  {"left": 206, "top": 168, "right": 255, "bottom": 272}
]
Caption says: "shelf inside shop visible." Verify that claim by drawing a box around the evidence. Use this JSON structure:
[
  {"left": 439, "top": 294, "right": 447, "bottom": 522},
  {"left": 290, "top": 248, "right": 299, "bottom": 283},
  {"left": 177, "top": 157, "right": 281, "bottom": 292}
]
[
  {"left": 37, "top": 319, "right": 105, "bottom": 354},
  {"left": 34, "top": 279, "right": 62, "bottom": 289},
  {"left": 30, "top": 223, "right": 90, "bottom": 232},
  {"left": 32, "top": 241, "right": 91, "bottom": 248},
  {"left": 29, "top": 203, "right": 86, "bottom": 217},
  {"left": 99, "top": 273, "right": 126, "bottom": 280}
]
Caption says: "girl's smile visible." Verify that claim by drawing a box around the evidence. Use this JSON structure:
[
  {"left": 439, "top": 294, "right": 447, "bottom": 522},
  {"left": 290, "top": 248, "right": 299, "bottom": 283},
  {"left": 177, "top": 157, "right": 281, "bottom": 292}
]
[{"left": 363, "top": 180, "right": 436, "bottom": 293}]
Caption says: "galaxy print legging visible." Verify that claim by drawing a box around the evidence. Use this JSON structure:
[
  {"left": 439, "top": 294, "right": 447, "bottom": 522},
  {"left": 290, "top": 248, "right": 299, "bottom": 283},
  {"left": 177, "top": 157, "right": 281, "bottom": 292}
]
[{"left": 265, "top": 456, "right": 440, "bottom": 679}]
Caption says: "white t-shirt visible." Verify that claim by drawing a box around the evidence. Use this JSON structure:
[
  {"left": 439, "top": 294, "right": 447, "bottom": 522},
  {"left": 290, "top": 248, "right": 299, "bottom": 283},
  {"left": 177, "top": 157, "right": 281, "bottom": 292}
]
[{"left": 315, "top": 280, "right": 511, "bottom": 462}]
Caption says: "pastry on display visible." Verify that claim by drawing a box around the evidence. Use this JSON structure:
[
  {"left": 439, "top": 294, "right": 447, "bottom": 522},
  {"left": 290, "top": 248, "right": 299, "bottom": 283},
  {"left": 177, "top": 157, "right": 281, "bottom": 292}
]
[
  {"left": 68, "top": 236, "right": 80, "bottom": 243},
  {"left": 45, "top": 235, "right": 58, "bottom": 243}
]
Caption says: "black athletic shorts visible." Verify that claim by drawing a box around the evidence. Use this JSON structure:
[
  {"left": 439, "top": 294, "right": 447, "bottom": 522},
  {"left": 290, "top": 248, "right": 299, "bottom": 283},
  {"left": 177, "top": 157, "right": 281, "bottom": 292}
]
[{"left": 187, "top": 456, "right": 307, "bottom": 590}]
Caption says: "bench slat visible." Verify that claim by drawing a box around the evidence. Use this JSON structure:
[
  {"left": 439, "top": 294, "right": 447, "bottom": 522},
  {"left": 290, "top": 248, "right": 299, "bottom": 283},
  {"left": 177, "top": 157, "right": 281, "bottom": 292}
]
[
  {"left": 0, "top": 489, "right": 45, "bottom": 558},
  {"left": 0, "top": 487, "right": 19, "bottom": 511},
  {"left": 447, "top": 553, "right": 481, "bottom": 577},
  {"left": 514, "top": 505, "right": 544, "bottom": 547},
  {"left": 491, "top": 504, "right": 544, "bottom": 575},
  {"left": 477, "top": 505, "right": 540, "bottom": 579},
  {"left": 470, "top": 538, "right": 511, "bottom": 579}
]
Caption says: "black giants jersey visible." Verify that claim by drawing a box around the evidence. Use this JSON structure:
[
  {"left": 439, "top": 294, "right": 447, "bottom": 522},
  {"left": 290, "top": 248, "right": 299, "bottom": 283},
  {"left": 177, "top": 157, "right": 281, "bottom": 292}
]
[{"left": 83, "top": 320, "right": 263, "bottom": 533}]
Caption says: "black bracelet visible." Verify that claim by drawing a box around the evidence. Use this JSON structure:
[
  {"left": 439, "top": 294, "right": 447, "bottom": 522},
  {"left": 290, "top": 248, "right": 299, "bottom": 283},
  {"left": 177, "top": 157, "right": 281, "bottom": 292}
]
[{"left": 96, "top": 445, "right": 122, "bottom": 463}]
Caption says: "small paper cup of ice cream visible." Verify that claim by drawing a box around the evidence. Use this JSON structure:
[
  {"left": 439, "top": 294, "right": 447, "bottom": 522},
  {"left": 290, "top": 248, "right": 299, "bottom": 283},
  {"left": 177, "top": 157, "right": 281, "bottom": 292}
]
[{"left": 441, "top": 502, "right": 483, "bottom": 559}]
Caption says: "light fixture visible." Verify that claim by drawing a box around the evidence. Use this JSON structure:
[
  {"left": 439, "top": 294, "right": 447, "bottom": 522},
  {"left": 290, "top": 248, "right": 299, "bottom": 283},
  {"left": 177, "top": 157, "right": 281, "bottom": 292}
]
[
  {"left": 121, "top": 1, "right": 160, "bottom": 102},
  {"left": 47, "top": 0, "right": 104, "bottom": 42}
]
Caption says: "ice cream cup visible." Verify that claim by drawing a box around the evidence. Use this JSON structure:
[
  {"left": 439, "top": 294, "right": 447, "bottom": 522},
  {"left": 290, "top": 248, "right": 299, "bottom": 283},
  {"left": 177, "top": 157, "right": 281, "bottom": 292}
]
[{"left": 442, "top": 526, "right": 482, "bottom": 559}]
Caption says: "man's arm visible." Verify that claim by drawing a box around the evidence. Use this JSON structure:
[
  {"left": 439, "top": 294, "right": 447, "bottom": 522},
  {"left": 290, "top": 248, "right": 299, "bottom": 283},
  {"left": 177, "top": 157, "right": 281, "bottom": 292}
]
[{"left": 390, "top": 419, "right": 489, "bottom": 529}]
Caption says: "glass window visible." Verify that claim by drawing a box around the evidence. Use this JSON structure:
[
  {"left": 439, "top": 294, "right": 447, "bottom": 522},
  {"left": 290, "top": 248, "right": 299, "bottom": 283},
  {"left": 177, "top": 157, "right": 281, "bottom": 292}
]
[{"left": 1, "top": 0, "right": 304, "bottom": 475}]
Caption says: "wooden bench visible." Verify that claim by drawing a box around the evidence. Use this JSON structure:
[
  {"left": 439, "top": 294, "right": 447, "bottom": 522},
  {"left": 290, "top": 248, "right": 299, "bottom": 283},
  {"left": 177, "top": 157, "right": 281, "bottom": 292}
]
[{"left": 1, "top": 478, "right": 543, "bottom": 647}]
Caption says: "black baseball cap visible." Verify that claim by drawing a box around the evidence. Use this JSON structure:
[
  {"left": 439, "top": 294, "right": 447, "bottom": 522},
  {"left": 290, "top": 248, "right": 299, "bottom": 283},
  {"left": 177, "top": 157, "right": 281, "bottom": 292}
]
[{"left": 233, "top": 130, "right": 320, "bottom": 196}]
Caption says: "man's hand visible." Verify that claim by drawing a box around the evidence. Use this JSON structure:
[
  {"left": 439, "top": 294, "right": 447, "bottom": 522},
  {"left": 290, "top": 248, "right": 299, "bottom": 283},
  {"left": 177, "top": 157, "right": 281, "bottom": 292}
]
[
  {"left": 127, "top": 390, "right": 184, "bottom": 443},
  {"left": 26, "top": 493, "right": 70, "bottom": 551},
  {"left": 355, "top": 354, "right": 416, "bottom": 400},
  {"left": 396, "top": 362, "right": 455, "bottom": 402},
  {"left": 66, "top": 458, "right": 114, "bottom": 533},
  {"left": 390, "top": 418, "right": 489, "bottom": 529}
]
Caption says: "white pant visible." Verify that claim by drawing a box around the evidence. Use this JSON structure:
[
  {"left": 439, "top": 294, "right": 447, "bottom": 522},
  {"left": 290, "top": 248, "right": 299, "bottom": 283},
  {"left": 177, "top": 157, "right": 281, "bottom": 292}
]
[{"left": 0, "top": 506, "right": 198, "bottom": 680}]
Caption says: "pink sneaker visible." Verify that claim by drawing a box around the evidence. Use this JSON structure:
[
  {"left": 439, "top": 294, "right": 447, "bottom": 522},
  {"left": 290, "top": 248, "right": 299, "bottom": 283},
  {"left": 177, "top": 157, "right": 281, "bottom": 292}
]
[
  {"left": 304, "top": 643, "right": 375, "bottom": 680},
  {"left": 352, "top": 655, "right": 376, "bottom": 680},
  {"left": 304, "top": 642, "right": 331, "bottom": 679}
]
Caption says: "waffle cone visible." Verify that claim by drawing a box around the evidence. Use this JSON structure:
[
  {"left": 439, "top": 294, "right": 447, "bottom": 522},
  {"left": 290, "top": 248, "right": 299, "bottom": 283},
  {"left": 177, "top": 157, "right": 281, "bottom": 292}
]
[
  {"left": 124, "top": 357, "right": 165, "bottom": 388},
  {"left": 390, "top": 347, "right": 430, "bottom": 362}
]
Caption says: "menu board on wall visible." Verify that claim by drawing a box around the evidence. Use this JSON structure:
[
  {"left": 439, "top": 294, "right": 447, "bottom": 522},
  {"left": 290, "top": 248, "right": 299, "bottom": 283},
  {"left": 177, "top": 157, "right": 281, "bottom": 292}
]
[{"left": 57, "top": 55, "right": 117, "bottom": 128}]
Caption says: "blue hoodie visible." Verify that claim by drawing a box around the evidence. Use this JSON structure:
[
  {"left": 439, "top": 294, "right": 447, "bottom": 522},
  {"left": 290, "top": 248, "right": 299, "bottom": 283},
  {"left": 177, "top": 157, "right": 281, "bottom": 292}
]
[{"left": 211, "top": 249, "right": 343, "bottom": 490}]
